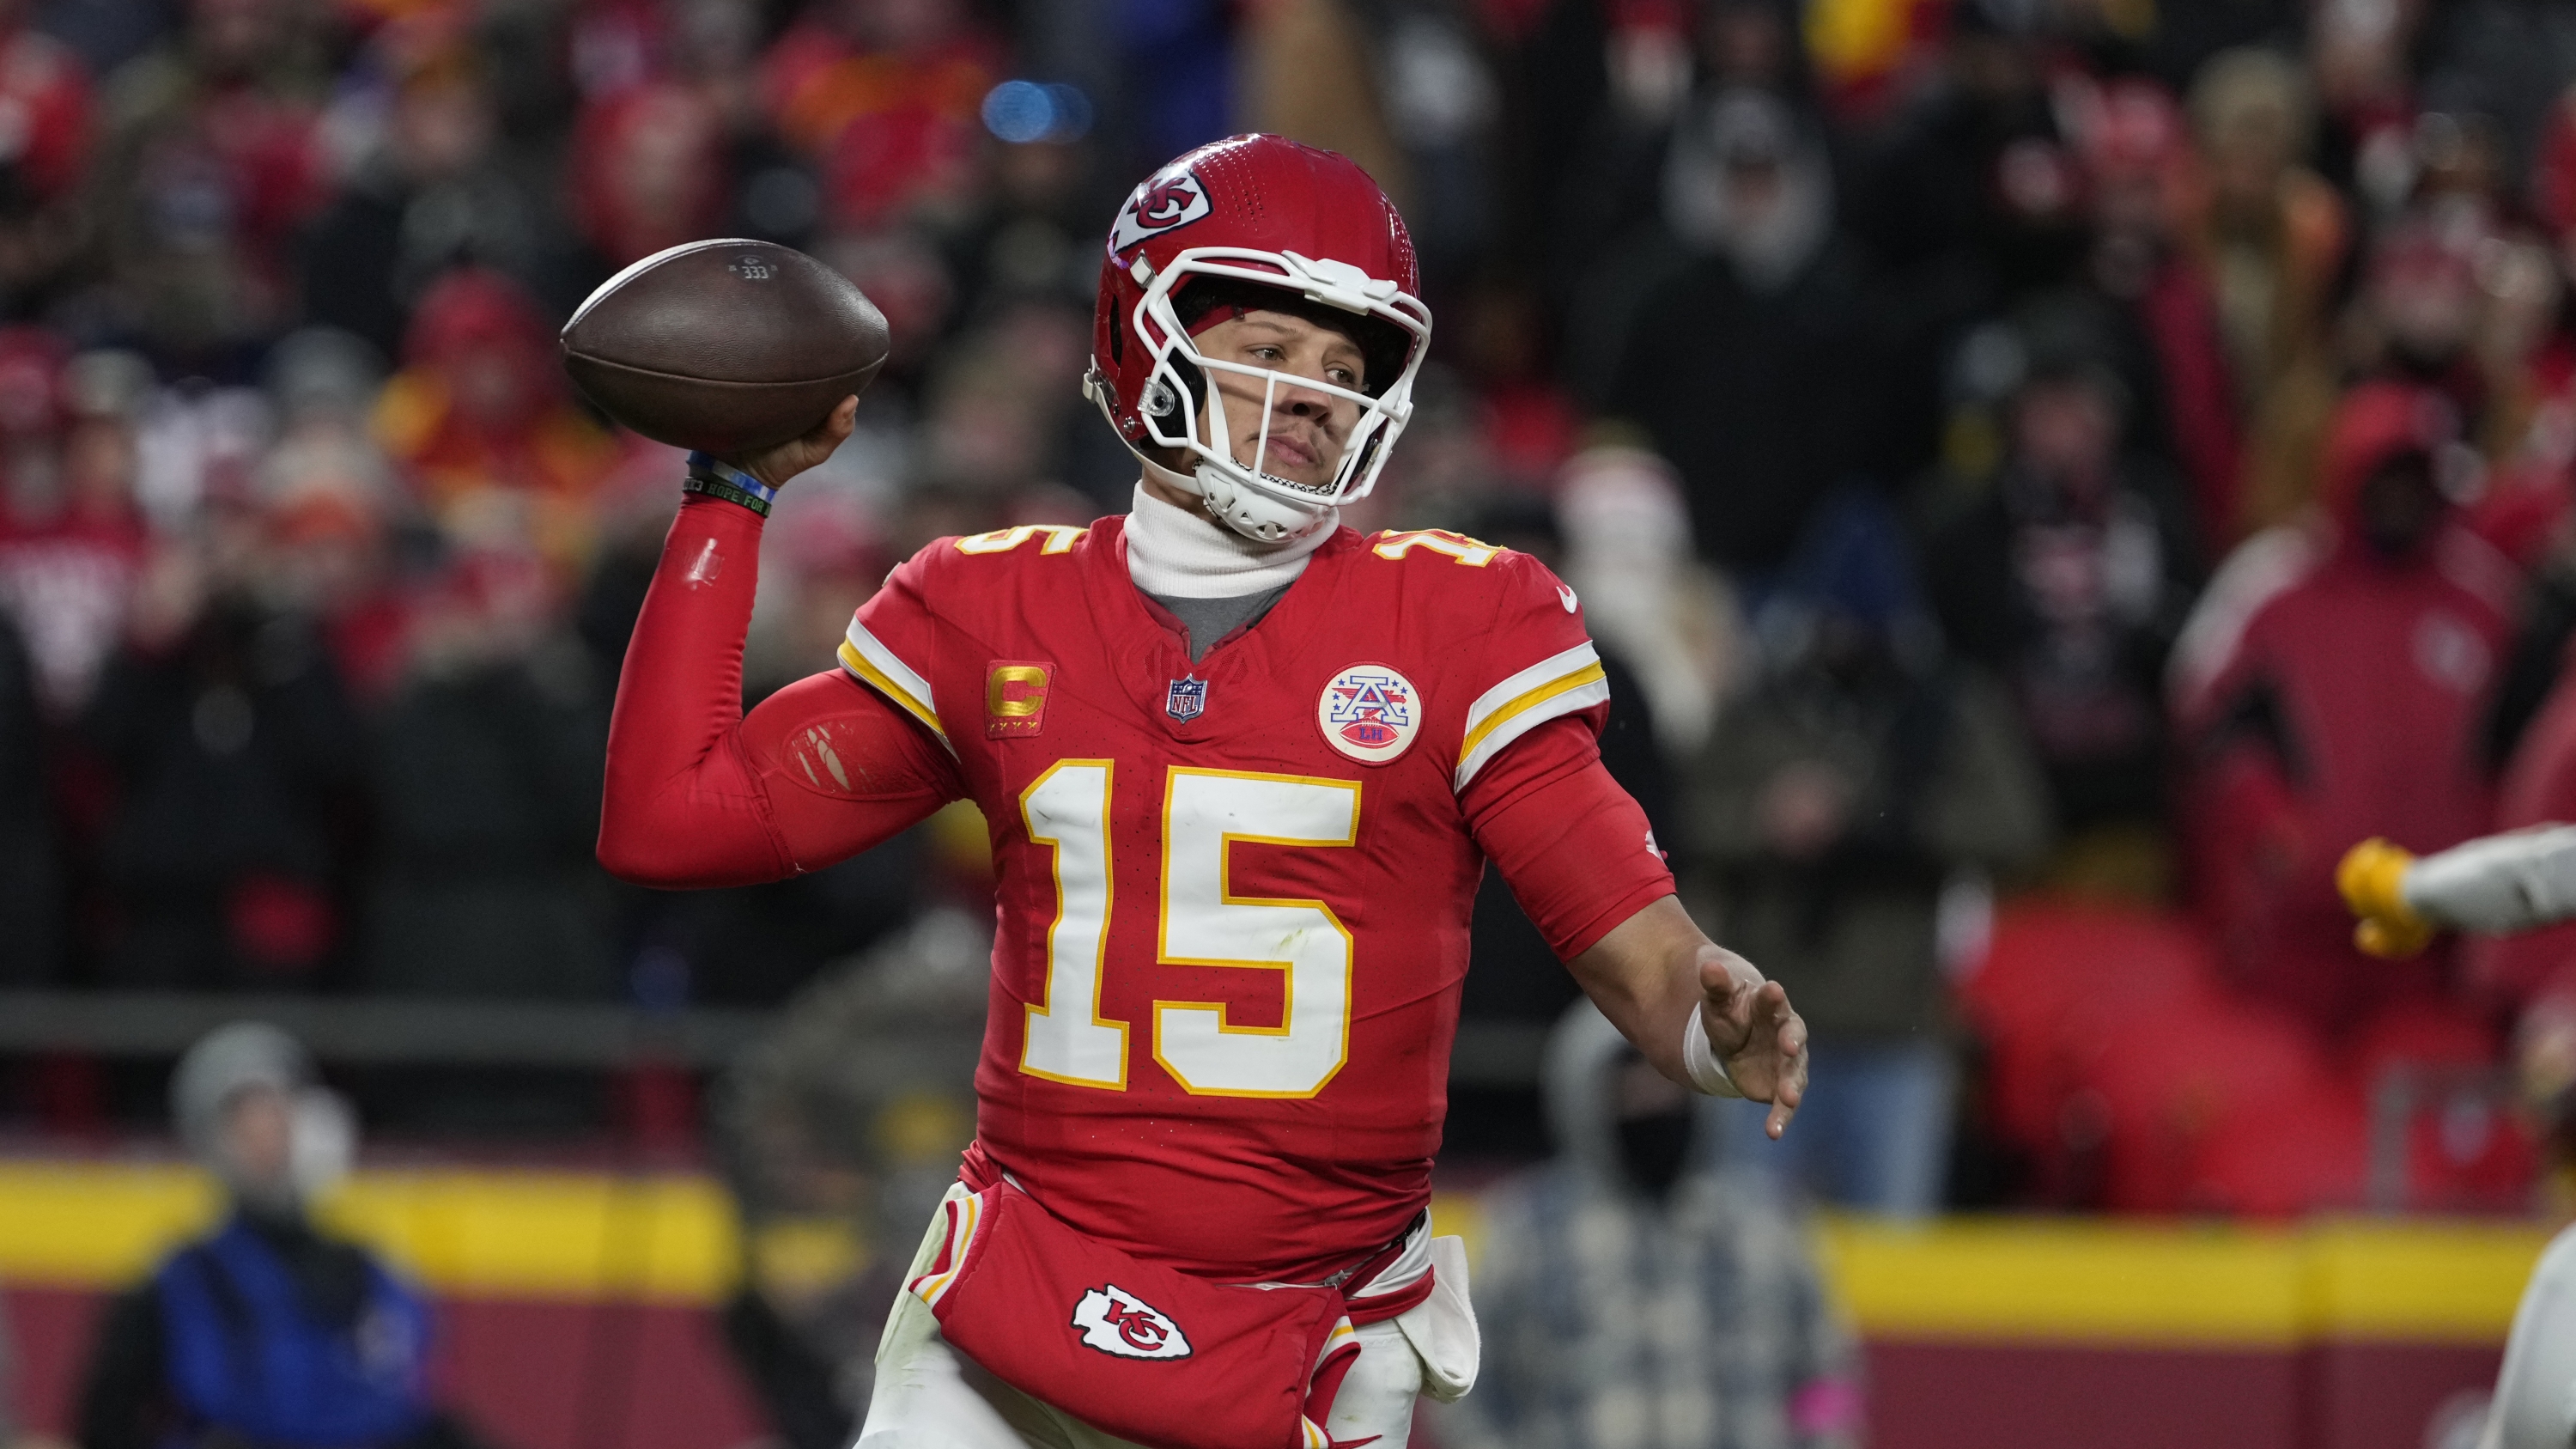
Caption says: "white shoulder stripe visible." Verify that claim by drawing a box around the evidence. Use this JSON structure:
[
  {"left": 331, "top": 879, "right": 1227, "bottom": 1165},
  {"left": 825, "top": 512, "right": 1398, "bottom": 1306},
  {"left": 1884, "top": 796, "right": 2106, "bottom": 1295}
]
[
  {"left": 1455, "top": 642, "right": 1608, "bottom": 791},
  {"left": 837, "top": 618, "right": 952, "bottom": 752}
]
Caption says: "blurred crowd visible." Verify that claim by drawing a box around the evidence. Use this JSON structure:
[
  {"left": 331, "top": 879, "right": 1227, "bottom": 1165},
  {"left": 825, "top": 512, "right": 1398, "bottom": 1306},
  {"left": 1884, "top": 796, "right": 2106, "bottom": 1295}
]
[{"left": 3, "top": 0, "right": 2576, "bottom": 1218}]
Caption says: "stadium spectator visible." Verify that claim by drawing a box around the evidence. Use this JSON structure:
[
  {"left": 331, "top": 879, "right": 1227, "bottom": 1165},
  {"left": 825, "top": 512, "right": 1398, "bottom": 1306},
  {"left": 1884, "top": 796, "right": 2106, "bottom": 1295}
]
[
  {"left": 2184, "top": 48, "right": 2350, "bottom": 538},
  {"left": 88, "top": 0, "right": 333, "bottom": 370},
  {"left": 2075, "top": 76, "right": 2247, "bottom": 552},
  {"left": 568, "top": 81, "right": 729, "bottom": 275},
  {"left": 0, "top": 332, "right": 144, "bottom": 719},
  {"left": 75, "top": 472, "right": 367, "bottom": 987},
  {"left": 1554, "top": 442, "right": 1746, "bottom": 758},
  {"left": 300, "top": 21, "right": 551, "bottom": 362},
  {"left": 1851, "top": 10, "right": 2090, "bottom": 390},
  {"left": 258, "top": 328, "right": 408, "bottom": 707},
  {"left": 0, "top": 603, "right": 53, "bottom": 981},
  {"left": 371, "top": 270, "right": 620, "bottom": 573},
  {"left": 357, "top": 540, "right": 611, "bottom": 1002},
  {"left": 1606, "top": 88, "right": 1880, "bottom": 576},
  {"left": 2352, "top": 209, "right": 2492, "bottom": 436},
  {"left": 1686, "top": 491, "right": 2051, "bottom": 1215},
  {"left": 759, "top": 0, "right": 997, "bottom": 233},
  {"left": 1432, "top": 1001, "right": 1861, "bottom": 1449},
  {"left": 73, "top": 1022, "right": 484, "bottom": 1449},
  {"left": 0, "top": 0, "right": 94, "bottom": 313},
  {"left": 1923, "top": 305, "right": 2202, "bottom": 874},
  {"left": 2171, "top": 380, "right": 2514, "bottom": 1043}
]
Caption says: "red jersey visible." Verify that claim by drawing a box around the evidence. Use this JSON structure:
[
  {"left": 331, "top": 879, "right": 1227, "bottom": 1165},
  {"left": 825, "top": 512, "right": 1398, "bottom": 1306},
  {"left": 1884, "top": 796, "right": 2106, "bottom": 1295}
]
[{"left": 836, "top": 516, "right": 1665, "bottom": 1280}]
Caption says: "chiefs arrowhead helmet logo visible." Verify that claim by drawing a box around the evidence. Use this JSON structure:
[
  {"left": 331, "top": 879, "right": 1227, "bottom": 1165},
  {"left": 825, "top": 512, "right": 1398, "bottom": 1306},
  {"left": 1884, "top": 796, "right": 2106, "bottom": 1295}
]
[{"left": 1109, "top": 168, "right": 1212, "bottom": 254}]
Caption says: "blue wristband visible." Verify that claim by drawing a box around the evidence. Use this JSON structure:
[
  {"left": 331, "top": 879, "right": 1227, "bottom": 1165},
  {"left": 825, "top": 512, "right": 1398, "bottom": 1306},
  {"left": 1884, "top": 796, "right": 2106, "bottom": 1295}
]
[{"left": 685, "top": 452, "right": 779, "bottom": 508}]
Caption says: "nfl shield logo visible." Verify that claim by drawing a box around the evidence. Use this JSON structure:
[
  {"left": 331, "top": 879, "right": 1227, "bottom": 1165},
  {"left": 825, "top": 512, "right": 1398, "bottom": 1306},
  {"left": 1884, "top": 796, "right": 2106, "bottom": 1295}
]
[{"left": 1165, "top": 675, "right": 1207, "bottom": 721}]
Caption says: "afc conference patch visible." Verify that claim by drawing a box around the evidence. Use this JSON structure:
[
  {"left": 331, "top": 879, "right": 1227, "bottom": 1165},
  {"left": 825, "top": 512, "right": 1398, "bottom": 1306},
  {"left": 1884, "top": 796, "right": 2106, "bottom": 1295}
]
[{"left": 1317, "top": 663, "right": 1419, "bottom": 764}]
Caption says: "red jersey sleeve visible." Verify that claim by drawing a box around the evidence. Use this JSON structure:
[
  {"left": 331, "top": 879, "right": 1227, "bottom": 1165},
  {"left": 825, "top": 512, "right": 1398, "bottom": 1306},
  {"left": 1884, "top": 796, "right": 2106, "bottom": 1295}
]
[
  {"left": 1462, "top": 714, "right": 1676, "bottom": 959},
  {"left": 1450, "top": 546, "right": 1612, "bottom": 793},
  {"left": 838, "top": 539, "right": 957, "bottom": 753},
  {"left": 598, "top": 496, "right": 963, "bottom": 888}
]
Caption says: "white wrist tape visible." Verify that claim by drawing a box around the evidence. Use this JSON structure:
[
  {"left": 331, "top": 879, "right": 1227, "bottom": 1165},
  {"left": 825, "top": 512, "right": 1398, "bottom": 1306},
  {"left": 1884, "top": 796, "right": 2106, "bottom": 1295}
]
[{"left": 1682, "top": 1008, "right": 1745, "bottom": 1099}]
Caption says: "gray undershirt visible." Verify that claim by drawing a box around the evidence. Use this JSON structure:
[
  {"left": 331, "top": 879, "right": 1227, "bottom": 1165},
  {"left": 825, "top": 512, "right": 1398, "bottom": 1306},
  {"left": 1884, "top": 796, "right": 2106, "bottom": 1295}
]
[{"left": 1148, "top": 584, "right": 1292, "bottom": 663}]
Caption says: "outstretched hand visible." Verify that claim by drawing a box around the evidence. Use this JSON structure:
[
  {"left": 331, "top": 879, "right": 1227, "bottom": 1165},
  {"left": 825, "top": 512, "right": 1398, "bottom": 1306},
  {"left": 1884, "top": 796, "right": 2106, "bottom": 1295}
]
[
  {"left": 1698, "top": 946, "right": 1808, "bottom": 1139},
  {"left": 725, "top": 394, "right": 859, "bottom": 491}
]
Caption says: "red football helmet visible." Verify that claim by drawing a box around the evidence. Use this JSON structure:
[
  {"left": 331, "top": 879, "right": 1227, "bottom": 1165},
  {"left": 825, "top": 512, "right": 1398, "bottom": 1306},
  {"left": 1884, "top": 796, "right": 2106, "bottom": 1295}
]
[{"left": 1084, "top": 134, "right": 1432, "bottom": 542}]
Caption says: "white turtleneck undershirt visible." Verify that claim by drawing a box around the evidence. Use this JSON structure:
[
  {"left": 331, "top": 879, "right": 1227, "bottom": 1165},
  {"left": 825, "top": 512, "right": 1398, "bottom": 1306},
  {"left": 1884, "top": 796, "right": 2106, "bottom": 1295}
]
[{"left": 1121, "top": 479, "right": 1329, "bottom": 599}]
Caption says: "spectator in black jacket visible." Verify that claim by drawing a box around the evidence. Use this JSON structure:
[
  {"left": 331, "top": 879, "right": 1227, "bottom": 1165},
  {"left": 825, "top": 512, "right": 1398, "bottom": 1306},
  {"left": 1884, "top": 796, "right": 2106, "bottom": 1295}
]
[
  {"left": 1922, "top": 310, "right": 2202, "bottom": 879},
  {"left": 77, "top": 499, "right": 368, "bottom": 989},
  {"left": 0, "top": 610, "right": 58, "bottom": 981},
  {"left": 1686, "top": 490, "right": 2050, "bottom": 1215},
  {"left": 1606, "top": 89, "right": 1881, "bottom": 577}
]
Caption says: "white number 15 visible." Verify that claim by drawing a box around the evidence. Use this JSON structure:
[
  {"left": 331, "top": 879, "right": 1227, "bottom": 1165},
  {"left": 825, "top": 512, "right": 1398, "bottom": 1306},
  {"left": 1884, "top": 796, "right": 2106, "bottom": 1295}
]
[{"left": 1017, "top": 763, "right": 1361, "bottom": 1099}]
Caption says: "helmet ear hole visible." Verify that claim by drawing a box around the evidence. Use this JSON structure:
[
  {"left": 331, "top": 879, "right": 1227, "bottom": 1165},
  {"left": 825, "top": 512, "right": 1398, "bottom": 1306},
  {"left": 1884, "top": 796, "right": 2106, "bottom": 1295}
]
[
  {"left": 1170, "top": 356, "right": 1209, "bottom": 422},
  {"left": 1109, "top": 315, "right": 1124, "bottom": 366}
]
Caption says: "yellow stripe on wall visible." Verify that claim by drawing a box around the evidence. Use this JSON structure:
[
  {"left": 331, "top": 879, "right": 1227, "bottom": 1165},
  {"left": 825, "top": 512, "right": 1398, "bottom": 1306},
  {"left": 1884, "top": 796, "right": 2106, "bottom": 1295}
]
[
  {"left": 0, "top": 1161, "right": 738, "bottom": 1305},
  {"left": 2302, "top": 1219, "right": 2552, "bottom": 1343},
  {"left": 1809, "top": 1215, "right": 2549, "bottom": 1348},
  {"left": 1814, "top": 1217, "right": 2314, "bottom": 1348},
  {"left": 0, "top": 1161, "right": 222, "bottom": 1288},
  {"left": 0, "top": 1161, "right": 2548, "bottom": 1343}
]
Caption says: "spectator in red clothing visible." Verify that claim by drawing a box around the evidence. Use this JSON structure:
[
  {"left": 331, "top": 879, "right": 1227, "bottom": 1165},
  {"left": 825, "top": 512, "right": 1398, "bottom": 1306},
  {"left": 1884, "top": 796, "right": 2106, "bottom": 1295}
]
[
  {"left": 372, "top": 269, "right": 619, "bottom": 573},
  {"left": 2079, "top": 76, "right": 2245, "bottom": 559},
  {"left": 0, "top": 332, "right": 147, "bottom": 720},
  {"left": 2170, "top": 379, "right": 2518, "bottom": 1042},
  {"left": 0, "top": 0, "right": 94, "bottom": 309},
  {"left": 2354, "top": 210, "right": 2491, "bottom": 432},
  {"left": 568, "top": 81, "right": 728, "bottom": 270},
  {"left": 90, "top": 0, "right": 332, "bottom": 368},
  {"left": 760, "top": 0, "right": 997, "bottom": 231}
]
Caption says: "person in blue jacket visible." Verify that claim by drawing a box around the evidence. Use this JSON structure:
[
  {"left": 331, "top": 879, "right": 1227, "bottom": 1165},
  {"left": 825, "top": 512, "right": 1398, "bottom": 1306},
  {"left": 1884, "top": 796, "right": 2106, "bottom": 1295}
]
[{"left": 73, "top": 1022, "right": 487, "bottom": 1449}]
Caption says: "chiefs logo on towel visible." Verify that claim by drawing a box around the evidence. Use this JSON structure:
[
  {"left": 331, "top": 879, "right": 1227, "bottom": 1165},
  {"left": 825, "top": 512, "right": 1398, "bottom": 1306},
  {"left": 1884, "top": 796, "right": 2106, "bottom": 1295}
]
[{"left": 1072, "top": 1284, "right": 1194, "bottom": 1360}]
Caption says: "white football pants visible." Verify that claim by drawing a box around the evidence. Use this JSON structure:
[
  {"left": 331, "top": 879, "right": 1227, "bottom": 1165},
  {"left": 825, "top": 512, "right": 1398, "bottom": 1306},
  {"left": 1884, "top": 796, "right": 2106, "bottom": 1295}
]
[{"left": 854, "top": 1193, "right": 1426, "bottom": 1449}]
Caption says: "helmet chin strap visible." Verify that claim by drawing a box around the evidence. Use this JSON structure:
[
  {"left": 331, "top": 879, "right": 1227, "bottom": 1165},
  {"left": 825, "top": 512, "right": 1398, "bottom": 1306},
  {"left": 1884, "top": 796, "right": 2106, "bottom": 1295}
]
[{"left": 1138, "top": 454, "right": 1338, "bottom": 545}]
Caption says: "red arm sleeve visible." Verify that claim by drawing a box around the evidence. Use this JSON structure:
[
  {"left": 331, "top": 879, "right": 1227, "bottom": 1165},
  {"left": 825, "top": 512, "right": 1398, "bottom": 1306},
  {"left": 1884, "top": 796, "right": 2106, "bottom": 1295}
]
[
  {"left": 598, "top": 495, "right": 963, "bottom": 888},
  {"left": 1461, "top": 714, "right": 1677, "bottom": 960}
]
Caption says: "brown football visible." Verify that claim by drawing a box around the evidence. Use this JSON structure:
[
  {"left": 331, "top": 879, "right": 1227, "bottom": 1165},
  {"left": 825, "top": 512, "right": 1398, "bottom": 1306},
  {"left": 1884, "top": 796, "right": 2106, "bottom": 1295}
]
[{"left": 559, "top": 239, "right": 890, "bottom": 457}]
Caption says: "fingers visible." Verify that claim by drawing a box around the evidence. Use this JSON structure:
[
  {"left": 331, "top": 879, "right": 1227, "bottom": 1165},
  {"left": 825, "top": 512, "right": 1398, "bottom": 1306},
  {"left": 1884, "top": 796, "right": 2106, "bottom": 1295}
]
[
  {"left": 817, "top": 393, "right": 859, "bottom": 445},
  {"left": 1765, "top": 1048, "right": 1807, "bottom": 1138},
  {"left": 733, "top": 396, "right": 860, "bottom": 490},
  {"left": 1753, "top": 983, "right": 1807, "bottom": 1140},
  {"left": 1698, "top": 951, "right": 1757, "bottom": 1047}
]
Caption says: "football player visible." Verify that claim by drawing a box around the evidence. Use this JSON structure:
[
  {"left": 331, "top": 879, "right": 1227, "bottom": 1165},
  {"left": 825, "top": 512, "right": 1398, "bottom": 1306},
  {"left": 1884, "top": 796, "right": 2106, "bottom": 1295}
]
[
  {"left": 598, "top": 135, "right": 1807, "bottom": 1449},
  {"left": 2342, "top": 831, "right": 2576, "bottom": 1449}
]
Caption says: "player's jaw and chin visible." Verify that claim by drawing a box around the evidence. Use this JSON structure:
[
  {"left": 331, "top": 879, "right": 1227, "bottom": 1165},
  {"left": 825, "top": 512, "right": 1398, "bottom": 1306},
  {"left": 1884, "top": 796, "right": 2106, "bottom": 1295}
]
[{"left": 1149, "top": 311, "right": 1365, "bottom": 521}]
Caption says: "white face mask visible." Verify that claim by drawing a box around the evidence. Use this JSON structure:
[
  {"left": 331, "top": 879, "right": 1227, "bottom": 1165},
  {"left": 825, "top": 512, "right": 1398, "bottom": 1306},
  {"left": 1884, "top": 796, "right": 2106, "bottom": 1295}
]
[
  {"left": 1091, "top": 248, "right": 1431, "bottom": 544},
  {"left": 220, "top": 1082, "right": 358, "bottom": 1213},
  {"left": 289, "top": 1086, "right": 358, "bottom": 1202}
]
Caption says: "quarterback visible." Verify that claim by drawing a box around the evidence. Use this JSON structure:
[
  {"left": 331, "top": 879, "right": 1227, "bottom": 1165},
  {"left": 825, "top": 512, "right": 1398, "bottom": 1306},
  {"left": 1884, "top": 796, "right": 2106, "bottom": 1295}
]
[{"left": 598, "top": 135, "right": 1807, "bottom": 1449}]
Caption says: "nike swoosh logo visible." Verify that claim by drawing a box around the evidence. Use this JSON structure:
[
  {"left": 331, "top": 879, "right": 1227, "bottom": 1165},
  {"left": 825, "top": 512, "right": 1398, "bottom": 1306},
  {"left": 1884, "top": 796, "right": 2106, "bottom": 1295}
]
[{"left": 1556, "top": 585, "right": 1578, "bottom": 613}]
